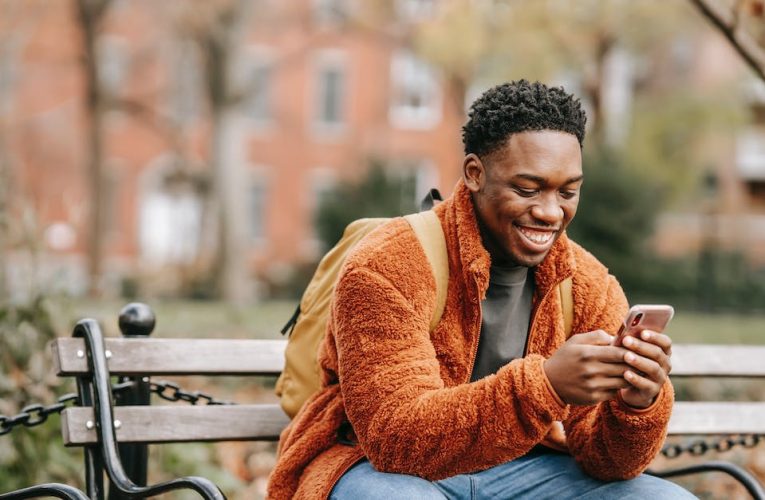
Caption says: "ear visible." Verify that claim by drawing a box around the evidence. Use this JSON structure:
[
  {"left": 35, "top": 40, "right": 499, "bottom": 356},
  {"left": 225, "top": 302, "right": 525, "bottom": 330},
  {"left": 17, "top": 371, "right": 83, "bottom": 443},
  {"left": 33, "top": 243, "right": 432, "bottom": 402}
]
[{"left": 463, "top": 154, "right": 486, "bottom": 193}]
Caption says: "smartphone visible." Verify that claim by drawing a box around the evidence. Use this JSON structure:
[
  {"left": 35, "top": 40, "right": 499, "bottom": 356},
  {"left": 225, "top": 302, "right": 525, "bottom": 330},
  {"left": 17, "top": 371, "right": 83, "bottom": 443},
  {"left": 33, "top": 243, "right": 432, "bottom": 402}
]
[{"left": 613, "top": 304, "right": 674, "bottom": 347}]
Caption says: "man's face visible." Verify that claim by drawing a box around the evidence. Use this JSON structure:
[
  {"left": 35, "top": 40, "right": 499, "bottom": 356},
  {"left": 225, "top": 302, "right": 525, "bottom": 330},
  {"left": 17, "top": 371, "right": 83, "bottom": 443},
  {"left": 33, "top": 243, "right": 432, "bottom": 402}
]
[{"left": 463, "top": 130, "right": 583, "bottom": 268}]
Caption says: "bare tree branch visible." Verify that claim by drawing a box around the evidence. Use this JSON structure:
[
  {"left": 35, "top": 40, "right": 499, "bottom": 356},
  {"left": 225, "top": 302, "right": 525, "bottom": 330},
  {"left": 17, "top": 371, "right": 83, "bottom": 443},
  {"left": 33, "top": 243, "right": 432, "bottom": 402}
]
[{"left": 691, "top": 0, "right": 765, "bottom": 82}]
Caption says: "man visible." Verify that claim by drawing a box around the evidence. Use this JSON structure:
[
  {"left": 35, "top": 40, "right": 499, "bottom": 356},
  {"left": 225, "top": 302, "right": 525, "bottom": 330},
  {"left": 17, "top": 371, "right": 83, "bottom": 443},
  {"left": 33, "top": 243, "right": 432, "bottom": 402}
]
[{"left": 268, "top": 80, "right": 694, "bottom": 499}]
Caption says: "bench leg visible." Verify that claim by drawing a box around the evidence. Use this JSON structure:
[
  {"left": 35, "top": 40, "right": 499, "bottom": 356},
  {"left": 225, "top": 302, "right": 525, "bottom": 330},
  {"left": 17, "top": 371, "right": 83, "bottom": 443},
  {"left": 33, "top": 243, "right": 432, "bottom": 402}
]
[
  {"left": 648, "top": 461, "right": 765, "bottom": 500},
  {"left": 0, "top": 483, "right": 90, "bottom": 500}
]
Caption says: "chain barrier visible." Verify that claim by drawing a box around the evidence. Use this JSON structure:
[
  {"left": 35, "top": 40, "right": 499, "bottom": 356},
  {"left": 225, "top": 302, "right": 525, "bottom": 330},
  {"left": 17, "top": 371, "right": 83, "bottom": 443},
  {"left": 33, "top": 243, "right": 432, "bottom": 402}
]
[
  {"left": 0, "top": 378, "right": 235, "bottom": 437},
  {"left": 661, "top": 434, "right": 764, "bottom": 459},
  {"left": 149, "top": 380, "right": 235, "bottom": 406},
  {"left": 0, "top": 382, "right": 135, "bottom": 436}
]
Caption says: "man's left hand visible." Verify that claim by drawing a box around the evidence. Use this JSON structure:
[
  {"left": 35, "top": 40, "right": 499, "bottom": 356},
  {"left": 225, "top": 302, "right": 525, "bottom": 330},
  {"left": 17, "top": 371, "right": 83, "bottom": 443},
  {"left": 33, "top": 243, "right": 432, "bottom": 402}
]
[{"left": 619, "top": 330, "right": 672, "bottom": 409}]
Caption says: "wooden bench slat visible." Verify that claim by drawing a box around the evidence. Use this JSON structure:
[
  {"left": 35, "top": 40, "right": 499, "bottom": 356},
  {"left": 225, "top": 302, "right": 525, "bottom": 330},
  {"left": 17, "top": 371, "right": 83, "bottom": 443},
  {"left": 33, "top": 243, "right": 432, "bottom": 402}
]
[
  {"left": 61, "top": 401, "right": 765, "bottom": 446},
  {"left": 670, "top": 345, "right": 765, "bottom": 377},
  {"left": 61, "top": 404, "right": 290, "bottom": 445},
  {"left": 668, "top": 402, "right": 765, "bottom": 434},
  {"left": 52, "top": 341, "right": 765, "bottom": 377},
  {"left": 52, "top": 338, "right": 286, "bottom": 376}
]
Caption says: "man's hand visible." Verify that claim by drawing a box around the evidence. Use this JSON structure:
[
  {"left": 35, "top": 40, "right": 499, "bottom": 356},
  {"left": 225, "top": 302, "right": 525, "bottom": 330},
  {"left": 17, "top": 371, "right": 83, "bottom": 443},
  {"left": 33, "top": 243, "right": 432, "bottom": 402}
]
[
  {"left": 618, "top": 330, "right": 672, "bottom": 409},
  {"left": 544, "top": 330, "right": 631, "bottom": 405}
]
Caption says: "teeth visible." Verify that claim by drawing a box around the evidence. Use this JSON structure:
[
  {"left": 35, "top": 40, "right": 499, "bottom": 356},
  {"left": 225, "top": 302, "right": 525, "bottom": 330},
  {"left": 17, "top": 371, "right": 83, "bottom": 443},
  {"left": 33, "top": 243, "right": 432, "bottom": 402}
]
[{"left": 519, "top": 227, "right": 553, "bottom": 244}]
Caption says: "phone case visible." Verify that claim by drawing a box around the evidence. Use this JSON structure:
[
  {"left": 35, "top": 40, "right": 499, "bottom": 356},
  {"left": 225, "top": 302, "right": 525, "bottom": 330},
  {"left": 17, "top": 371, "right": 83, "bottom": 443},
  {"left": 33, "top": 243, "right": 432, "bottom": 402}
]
[{"left": 614, "top": 304, "right": 674, "bottom": 346}]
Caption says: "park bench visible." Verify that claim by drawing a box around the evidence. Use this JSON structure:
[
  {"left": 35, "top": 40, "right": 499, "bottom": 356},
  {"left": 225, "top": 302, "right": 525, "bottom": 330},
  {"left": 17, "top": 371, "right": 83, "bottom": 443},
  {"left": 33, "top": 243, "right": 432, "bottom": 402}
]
[{"left": 2, "top": 302, "right": 765, "bottom": 499}]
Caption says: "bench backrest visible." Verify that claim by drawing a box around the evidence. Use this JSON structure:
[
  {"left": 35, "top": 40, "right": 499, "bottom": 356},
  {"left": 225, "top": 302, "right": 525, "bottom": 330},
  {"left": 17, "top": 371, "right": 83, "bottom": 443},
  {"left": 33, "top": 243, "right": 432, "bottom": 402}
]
[{"left": 52, "top": 339, "right": 765, "bottom": 445}]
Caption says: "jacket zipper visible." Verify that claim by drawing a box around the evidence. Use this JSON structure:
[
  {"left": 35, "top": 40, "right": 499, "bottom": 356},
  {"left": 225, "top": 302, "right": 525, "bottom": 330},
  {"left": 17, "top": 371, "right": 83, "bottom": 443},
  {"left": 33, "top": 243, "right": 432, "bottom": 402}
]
[
  {"left": 523, "top": 274, "right": 573, "bottom": 357},
  {"left": 464, "top": 274, "right": 483, "bottom": 381}
]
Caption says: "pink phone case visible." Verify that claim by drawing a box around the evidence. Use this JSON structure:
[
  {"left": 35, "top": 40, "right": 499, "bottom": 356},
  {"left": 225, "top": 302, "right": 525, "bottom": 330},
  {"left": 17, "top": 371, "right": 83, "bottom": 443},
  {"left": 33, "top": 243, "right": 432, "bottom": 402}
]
[{"left": 613, "top": 304, "right": 674, "bottom": 346}]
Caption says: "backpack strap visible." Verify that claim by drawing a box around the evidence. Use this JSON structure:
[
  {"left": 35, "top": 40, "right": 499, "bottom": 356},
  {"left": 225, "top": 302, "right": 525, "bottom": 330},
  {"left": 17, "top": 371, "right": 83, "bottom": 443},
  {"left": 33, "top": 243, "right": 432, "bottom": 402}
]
[
  {"left": 404, "top": 211, "right": 448, "bottom": 332},
  {"left": 558, "top": 276, "right": 574, "bottom": 338}
]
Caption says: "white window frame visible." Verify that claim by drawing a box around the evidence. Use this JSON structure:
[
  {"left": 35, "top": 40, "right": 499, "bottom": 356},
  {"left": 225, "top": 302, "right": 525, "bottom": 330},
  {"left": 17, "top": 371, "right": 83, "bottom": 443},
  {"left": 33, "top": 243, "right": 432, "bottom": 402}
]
[
  {"left": 243, "top": 46, "right": 276, "bottom": 131},
  {"left": 311, "top": 49, "right": 348, "bottom": 137},
  {"left": 389, "top": 50, "right": 442, "bottom": 130}
]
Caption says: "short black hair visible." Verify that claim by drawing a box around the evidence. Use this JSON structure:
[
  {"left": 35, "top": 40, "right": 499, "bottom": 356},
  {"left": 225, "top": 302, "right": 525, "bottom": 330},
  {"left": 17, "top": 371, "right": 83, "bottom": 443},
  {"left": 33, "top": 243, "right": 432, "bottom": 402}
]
[{"left": 462, "top": 79, "right": 587, "bottom": 158}]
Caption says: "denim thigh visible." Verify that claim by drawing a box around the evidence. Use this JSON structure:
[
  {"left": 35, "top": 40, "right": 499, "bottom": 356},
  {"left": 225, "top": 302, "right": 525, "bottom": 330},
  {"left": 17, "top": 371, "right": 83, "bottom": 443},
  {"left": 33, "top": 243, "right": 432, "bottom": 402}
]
[{"left": 330, "top": 451, "right": 697, "bottom": 500}]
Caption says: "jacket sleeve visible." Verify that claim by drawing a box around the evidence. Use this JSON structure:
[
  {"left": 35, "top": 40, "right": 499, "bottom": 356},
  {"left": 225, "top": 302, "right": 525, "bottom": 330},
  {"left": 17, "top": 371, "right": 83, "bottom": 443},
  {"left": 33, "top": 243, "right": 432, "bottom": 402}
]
[
  {"left": 333, "top": 266, "right": 569, "bottom": 480},
  {"left": 563, "top": 275, "right": 674, "bottom": 480}
]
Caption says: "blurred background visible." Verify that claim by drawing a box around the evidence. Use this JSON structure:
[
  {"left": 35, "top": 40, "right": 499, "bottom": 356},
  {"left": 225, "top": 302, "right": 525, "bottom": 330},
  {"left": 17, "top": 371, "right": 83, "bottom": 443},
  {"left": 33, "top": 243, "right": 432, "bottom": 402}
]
[{"left": 1, "top": 0, "right": 765, "bottom": 498}]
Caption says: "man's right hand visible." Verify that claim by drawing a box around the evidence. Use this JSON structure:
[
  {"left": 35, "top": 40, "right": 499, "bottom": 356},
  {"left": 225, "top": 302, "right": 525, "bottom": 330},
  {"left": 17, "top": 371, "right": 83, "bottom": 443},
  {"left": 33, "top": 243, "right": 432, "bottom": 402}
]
[{"left": 543, "top": 330, "right": 631, "bottom": 405}]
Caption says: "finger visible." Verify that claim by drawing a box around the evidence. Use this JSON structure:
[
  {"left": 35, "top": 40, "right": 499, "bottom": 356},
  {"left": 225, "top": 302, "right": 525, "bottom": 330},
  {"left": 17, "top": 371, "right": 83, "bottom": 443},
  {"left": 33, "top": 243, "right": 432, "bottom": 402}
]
[
  {"left": 622, "top": 336, "right": 665, "bottom": 362},
  {"left": 624, "top": 351, "right": 667, "bottom": 384},
  {"left": 592, "top": 361, "right": 632, "bottom": 378},
  {"left": 582, "top": 345, "right": 630, "bottom": 363},
  {"left": 573, "top": 330, "right": 615, "bottom": 346},
  {"left": 639, "top": 330, "right": 672, "bottom": 356},
  {"left": 623, "top": 369, "right": 661, "bottom": 395},
  {"left": 595, "top": 376, "right": 632, "bottom": 391},
  {"left": 623, "top": 336, "right": 671, "bottom": 374}
]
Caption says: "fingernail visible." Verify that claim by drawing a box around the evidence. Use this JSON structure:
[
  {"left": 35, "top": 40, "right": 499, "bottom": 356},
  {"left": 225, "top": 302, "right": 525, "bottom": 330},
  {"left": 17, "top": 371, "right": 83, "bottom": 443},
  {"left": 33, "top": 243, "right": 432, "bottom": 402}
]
[
  {"left": 626, "top": 353, "right": 635, "bottom": 362},
  {"left": 642, "top": 331, "right": 651, "bottom": 340},
  {"left": 623, "top": 337, "right": 632, "bottom": 346}
]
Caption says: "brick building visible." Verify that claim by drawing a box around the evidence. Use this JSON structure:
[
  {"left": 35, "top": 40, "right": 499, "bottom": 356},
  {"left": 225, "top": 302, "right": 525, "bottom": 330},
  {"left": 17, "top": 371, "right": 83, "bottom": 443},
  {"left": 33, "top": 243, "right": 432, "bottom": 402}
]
[
  {"left": 2, "top": 0, "right": 465, "bottom": 298},
  {"left": 2, "top": 0, "right": 764, "bottom": 299}
]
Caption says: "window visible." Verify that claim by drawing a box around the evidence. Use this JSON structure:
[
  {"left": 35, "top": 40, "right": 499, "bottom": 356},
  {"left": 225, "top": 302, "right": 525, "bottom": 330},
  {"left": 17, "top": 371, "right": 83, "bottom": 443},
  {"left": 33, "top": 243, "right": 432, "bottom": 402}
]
[
  {"left": 306, "top": 168, "right": 337, "bottom": 256},
  {"left": 250, "top": 180, "right": 268, "bottom": 242},
  {"left": 314, "top": 0, "right": 348, "bottom": 27},
  {"left": 98, "top": 36, "right": 129, "bottom": 94},
  {"left": 313, "top": 51, "right": 347, "bottom": 132},
  {"left": 394, "top": 0, "right": 437, "bottom": 22},
  {"left": 737, "top": 128, "right": 765, "bottom": 181},
  {"left": 389, "top": 51, "right": 441, "bottom": 129},
  {"left": 247, "top": 63, "right": 273, "bottom": 123},
  {"left": 171, "top": 41, "right": 202, "bottom": 123}
]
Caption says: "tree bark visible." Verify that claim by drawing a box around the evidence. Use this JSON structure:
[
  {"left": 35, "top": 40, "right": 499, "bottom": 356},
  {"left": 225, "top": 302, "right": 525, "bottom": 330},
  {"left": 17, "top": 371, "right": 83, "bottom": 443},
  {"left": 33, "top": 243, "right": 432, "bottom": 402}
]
[{"left": 75, "top": 0, "right": 110, "bottom": 297}]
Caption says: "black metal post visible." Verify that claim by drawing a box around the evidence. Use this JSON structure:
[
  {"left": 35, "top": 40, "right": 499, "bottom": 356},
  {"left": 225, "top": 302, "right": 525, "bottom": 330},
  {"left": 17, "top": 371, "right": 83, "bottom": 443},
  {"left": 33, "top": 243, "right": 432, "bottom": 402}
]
[{"left": 108, "top": 303, "right": 155, "bottom": 500}]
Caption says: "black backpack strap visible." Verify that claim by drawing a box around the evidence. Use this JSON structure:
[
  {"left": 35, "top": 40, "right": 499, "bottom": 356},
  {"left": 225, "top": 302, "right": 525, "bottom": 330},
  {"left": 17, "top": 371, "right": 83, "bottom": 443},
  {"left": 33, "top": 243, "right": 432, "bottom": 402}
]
[
  {"left": 419, "top": 188, "right": 443, "bottom": 211},
  {"left": 280, "top": 304, "right": 301, "bottom": 336}
]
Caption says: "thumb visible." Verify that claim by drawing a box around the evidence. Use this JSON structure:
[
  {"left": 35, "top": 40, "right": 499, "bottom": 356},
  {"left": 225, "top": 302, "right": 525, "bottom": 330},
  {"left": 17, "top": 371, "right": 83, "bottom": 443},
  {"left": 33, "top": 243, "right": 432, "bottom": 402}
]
[{"left": 571, "top": 330, "right": 614, "bottom": 346}]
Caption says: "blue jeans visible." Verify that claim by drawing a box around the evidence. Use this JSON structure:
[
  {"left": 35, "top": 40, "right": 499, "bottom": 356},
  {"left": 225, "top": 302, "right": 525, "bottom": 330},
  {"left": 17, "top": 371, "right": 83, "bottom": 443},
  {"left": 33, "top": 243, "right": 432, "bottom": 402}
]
[{"left": 330, "top": 448, "right": 696, "bottom": 499}]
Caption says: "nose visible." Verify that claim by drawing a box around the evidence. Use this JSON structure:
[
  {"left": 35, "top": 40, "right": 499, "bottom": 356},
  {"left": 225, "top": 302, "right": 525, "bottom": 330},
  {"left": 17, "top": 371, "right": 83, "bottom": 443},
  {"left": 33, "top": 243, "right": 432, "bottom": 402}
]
[{"left": 530, "top": 193, "right": 564, "bottom": 226}]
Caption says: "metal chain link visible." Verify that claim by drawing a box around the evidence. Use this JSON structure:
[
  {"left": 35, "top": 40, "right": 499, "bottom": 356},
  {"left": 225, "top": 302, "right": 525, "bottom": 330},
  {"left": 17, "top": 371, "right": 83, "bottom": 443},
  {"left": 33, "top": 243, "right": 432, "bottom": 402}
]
[
  {"left": 661, "top": 434, "right": 764, "bottom": 459},
  {"left": 0, "top": 382, "right": 136, "bottom": 436},
  {"left": 149, "top": 380, "right": 235, "bottom": 406}
]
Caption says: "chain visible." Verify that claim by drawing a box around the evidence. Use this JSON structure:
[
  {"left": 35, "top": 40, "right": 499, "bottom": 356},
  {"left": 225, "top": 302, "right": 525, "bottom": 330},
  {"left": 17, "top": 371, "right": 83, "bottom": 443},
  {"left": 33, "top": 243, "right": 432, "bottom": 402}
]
[
  {"left": 149, "top": 380, "right": 235, "bottom": 406},
  {"left": 661, "top": 434, "right": 764, "bottom": 459},
  {"left": 0, "top": 382, "right": 136, "bottom": 436}
]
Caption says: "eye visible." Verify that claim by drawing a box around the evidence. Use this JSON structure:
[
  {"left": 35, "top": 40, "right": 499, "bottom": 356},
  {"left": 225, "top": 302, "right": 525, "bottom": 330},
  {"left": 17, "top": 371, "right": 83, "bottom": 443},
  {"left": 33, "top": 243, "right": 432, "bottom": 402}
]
[
  {"left": 515, "top": 187, "right": 538, "bottom": 197},
  {"left": 560, "top": 189, "right": 579, "bottom": 200}
]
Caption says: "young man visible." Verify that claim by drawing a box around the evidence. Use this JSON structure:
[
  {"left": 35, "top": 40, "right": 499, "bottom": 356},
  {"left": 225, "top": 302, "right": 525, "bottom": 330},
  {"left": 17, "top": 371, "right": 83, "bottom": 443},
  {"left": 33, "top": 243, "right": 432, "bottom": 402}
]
[{"left": 268, "top": 80, "right": 694, "bottom": 499}]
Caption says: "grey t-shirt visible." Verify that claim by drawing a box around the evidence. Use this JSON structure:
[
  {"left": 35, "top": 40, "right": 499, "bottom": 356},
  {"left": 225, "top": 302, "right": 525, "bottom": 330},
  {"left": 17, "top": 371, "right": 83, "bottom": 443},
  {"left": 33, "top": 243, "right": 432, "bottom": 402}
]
[{"left": 470, "top": 264, "right": 535, "bottom": 382}]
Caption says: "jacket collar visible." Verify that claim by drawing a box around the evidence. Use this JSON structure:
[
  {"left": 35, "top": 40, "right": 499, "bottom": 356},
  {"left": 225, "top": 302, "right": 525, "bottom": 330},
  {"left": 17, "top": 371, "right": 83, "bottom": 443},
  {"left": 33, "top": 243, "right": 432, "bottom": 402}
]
[{"left": 440, "top": 180, "right": 576, "bottom": 298}]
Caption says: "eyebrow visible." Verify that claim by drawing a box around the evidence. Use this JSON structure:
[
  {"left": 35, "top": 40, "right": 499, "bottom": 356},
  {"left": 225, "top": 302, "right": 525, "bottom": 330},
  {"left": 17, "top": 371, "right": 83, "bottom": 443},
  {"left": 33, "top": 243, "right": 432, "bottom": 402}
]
[{"left": 512, "top": 174, "right": 584, "bottom": 185}]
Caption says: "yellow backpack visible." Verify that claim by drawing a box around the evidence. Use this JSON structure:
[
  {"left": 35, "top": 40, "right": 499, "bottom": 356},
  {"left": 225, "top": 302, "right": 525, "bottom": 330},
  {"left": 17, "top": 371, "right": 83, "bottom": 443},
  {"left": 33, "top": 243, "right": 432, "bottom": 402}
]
[
  {"left": 274, "top": 195, "right": 574, "bottom": 419},
  {"left": 275, "top": 209, "right": 449, "bottom": 418}
]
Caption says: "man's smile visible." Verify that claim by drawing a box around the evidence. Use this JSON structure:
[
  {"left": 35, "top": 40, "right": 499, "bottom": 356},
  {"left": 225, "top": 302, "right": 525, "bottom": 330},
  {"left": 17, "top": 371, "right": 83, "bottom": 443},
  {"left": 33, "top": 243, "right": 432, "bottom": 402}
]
[{"left": 515, "top": 224, "right": 558, "bottom": 252}]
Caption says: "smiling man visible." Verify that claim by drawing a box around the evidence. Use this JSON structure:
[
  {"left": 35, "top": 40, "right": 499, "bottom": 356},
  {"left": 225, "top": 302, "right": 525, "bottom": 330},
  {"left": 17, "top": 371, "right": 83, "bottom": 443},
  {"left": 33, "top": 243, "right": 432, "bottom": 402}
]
[{"left": 268, "top": 80, "right": 695, "bottom": 499}]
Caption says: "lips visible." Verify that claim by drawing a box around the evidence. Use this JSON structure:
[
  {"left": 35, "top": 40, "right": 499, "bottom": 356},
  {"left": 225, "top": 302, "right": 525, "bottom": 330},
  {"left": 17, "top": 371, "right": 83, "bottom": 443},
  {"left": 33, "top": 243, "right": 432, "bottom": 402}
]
[{"left": 515, "top": 224, "right": 557, "bottom": 252}]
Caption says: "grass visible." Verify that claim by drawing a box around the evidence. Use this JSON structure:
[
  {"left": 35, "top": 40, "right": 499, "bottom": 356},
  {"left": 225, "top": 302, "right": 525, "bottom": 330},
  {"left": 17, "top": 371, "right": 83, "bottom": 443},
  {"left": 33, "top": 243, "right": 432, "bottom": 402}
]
[
  {"left": 53, "top": 298, "right": 765, "bottom": 345},
  {"left": 668, "top": 310, "right": 765, "bottom": 344}
]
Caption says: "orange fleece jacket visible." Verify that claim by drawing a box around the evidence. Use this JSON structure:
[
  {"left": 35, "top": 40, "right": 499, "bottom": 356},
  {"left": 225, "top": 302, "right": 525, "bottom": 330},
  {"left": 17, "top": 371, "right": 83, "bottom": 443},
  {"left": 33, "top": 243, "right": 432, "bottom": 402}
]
[{"left": 267, "top": 181, "right": 673, "bottom": 499}]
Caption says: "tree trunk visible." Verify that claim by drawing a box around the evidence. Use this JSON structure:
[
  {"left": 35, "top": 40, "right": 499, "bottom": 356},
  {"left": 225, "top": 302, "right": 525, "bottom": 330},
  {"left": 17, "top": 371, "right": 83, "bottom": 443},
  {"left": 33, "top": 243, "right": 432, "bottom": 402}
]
[
  {"left": 210, "top": 106, "right": 250, "bottom": 304},
  {"left": 75, "top": 0, "right": 109, "bottom": 297}
]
